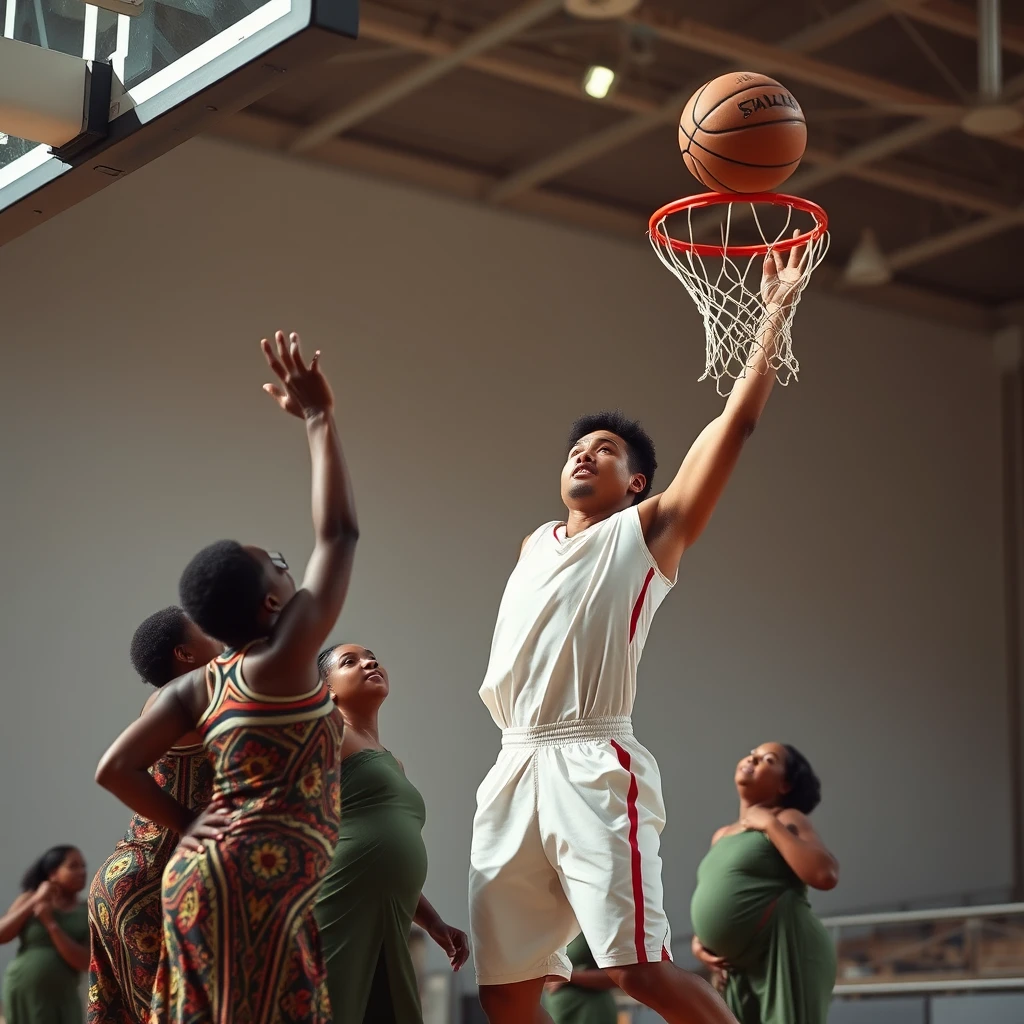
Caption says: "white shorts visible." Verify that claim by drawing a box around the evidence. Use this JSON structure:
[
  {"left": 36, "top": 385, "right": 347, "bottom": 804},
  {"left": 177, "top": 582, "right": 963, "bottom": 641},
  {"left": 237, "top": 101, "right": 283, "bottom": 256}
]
[{"left": 468, "top": 717, "right": 673, "bottom": 986}]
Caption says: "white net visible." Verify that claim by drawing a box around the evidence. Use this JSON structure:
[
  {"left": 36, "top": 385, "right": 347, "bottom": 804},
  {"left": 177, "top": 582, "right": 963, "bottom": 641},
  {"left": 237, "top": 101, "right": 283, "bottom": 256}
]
[{"left": 649, "top": 198, "right": 829, "bottom": 396}]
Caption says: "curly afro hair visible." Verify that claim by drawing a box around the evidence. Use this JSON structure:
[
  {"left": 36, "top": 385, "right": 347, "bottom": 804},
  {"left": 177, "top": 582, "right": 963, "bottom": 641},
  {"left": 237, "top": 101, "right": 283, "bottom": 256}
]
[
  {"left": 129, "top": 606, "right": 191, "bottom": 687},
  {"left": 178, "top": 540, "right": 268, "bottom": 649},
  {"left": 780, "top": 744, "right": 822, "bottom": 814},
  {"left": 566, "top": 411, "right": 657, "bottom": 504}
]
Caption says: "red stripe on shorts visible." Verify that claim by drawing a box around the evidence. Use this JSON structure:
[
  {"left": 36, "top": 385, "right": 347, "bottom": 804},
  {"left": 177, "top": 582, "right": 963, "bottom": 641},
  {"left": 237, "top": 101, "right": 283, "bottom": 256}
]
[
  {"left": 629, "top": 568, "right": 656, "bottom": 642},
  {"left": 610, "top": 739, "right": 647, "bottom": 963}
]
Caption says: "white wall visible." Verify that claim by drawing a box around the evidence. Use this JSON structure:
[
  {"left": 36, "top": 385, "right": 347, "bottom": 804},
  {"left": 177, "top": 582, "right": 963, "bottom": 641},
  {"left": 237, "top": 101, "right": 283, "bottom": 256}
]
[{"left": 0, "top": 138, "right": 1009, "bottom": 986}]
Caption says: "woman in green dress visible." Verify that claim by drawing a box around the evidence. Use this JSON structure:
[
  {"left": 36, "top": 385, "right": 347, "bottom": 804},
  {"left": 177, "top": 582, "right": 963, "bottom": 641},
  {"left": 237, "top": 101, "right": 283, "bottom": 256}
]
[
  {"left": 542, "top": 933, "right": 619, "bottom": 1024},
  {"left": 315, "top": 644, "right": 470, "bottom": 1023},
  {"left": 1, "top": 845, "right": 90, "bottom": 1024},
  {"left": 690, "top": 743, "right": 838, "bottom": 1024}
]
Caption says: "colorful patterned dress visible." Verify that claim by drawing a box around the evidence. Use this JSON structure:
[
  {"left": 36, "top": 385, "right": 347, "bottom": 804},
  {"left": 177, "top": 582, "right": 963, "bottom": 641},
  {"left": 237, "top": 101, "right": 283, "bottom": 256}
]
[
  {"left": 149, "top": 648, "right": 343, "bottom": 1024},
  {"left": 88, "top": 742, "right": 214, "bottom": 1024}
]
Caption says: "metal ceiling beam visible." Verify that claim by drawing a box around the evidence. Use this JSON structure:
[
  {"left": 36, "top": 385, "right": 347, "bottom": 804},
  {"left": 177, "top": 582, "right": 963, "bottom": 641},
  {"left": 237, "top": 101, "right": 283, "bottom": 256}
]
[
  {"left": 887, "top": 202, "right": 1024, "bottom": 271},
  {"left": 357, "top": 12, "right": 1012, "bottom": 218},
  {"left": 212, "top": 108, "right": 996, "bottom": 332},
  {"left": 627, "top": 7, "right": 1024, "bottom": 151},
  {"left": 685, "top": 69, "right": 1024, "bottom": 241},
  {"left": 356, "top": 15, "right": 655, "bottom": 114},
  {"left": 899, "top": 0, "right": 1024, "bottom": 58},
  {"left": 820, "top": 153, "right": 1011, "bottom": 215},
  {"left": 287, "top": 0, "right": 562, "bottom": 154},
  {"left": 485, "top": 0, "right": 932, "bottom": 203}
]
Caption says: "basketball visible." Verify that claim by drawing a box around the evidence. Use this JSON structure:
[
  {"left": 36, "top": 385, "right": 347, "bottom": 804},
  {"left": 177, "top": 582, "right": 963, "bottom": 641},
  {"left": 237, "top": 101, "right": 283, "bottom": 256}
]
[{"left": 678, "top": 72, "right": 807, "bottom": 194}]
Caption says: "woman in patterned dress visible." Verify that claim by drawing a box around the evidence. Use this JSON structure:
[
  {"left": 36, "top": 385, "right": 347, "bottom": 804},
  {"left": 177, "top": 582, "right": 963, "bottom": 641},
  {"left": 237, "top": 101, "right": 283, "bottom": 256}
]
[
  {"left": 96, "top": 332, "right": 359, "bottom": 1024},
  {"left": 87, "top": 607, "right": 221, "bottom": 1024}
]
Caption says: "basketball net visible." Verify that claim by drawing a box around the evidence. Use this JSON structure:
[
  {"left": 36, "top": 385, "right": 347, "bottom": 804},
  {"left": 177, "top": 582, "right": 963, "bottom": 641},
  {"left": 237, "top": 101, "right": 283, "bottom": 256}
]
[{"left": 649, "top": 194, "right": 829, "bottom": 396}]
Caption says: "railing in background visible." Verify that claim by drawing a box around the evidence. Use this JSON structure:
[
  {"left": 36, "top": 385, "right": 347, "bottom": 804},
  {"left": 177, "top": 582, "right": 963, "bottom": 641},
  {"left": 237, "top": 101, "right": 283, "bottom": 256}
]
[
  {"left": 824, "top": 902, "right": 1024, "bottom": 987},
  {"left": 447, "top": 902, "right": 1024, "bottom": 1022}
]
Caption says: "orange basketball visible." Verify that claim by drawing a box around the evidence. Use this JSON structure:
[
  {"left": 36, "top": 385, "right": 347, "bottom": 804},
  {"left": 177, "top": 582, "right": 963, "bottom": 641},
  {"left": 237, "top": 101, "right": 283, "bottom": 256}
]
[{"left": 678, "top": 72, "right": 807, "bottom": 194}]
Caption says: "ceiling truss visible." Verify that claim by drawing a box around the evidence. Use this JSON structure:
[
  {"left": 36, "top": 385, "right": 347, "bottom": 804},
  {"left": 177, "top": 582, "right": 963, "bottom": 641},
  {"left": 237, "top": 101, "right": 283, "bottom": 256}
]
[{"left": 221, "top": 0, "right": 1024, "bottom": 325}]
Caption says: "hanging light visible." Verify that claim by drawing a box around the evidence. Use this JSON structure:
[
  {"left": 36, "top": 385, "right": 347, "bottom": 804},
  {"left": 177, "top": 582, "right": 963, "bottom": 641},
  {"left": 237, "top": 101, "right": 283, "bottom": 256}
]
[
  {"left": 564, "top": 0, "right": 642, "bottom": 19},
  {"left": 843, "top": 228, "right": 891, "bottom": 287},
  {"left": 582, "top": 65, "right": 617, "bottom": 99}
]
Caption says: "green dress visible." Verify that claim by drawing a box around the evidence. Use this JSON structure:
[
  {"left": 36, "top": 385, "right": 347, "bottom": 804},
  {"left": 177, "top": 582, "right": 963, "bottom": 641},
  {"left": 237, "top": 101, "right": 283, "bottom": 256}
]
[
  {"left": 690, "top": 830, "right": 836, "bottom": 1024},
  {"left": 315, "top": 749, "right": 428, "bottom": 1023},
  {"left": 3, "top": 903, "right": 89, "bottom": 1024},
  {"left": 541, "top": 934, "right": 617, "bottom": 1024}
]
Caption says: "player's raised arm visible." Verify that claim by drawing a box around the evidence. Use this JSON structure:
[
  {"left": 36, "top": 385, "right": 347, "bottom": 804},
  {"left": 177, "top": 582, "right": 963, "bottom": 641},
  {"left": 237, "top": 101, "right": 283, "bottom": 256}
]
[
  {"left": 258, "top": 332, "right": 359, "bottom": 682},
  {"left": 641, "top": 237, "right": 807, "bottom": 576}
]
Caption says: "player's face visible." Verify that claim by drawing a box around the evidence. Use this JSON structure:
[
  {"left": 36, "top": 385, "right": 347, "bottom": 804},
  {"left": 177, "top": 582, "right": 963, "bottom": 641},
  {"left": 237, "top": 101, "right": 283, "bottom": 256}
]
[
  {"left": 51, "top": 848, "right": 87, "bottom": 895},
  {"left": 735, "top": 742, "right": 789, "bottom": 802},
  {"left": 325, "top": 645, "right": 390, "bottom": 708},
  {"left": 560, "top": 431, "right": 644, "bottom": 512}
]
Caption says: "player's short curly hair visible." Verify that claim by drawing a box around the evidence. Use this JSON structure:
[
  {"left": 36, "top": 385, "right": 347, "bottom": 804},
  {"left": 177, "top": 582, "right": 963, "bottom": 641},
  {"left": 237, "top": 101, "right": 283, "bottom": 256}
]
[
  {"left": 566, "top": 411, "right": 657, "bottom": 504},
  {"left": 779, "top": 744, "right": 822, "bottom": 814},
  {"left": 129, "top": 606, "right": 190, "bottom": 687},
  {"left": 179, "top": 540, "right": 268, "bottom": 649}
]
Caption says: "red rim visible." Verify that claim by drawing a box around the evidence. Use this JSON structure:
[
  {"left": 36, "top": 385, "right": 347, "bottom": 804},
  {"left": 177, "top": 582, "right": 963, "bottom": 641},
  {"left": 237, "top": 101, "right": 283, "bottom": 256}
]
[{"left": 649, "top": 192, "right": 828, "bottom": 258}]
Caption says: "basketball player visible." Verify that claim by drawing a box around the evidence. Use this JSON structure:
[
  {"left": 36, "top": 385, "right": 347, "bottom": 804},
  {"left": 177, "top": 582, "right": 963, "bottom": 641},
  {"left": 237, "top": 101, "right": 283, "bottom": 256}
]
[{"left": 469, "top": 243, "right": 807, "bottom": 1024}]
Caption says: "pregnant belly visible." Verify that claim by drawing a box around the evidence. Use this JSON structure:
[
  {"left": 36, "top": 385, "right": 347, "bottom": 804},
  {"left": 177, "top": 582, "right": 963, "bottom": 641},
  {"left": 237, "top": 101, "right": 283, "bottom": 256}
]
[
  {"left": 331, "top": 819, "right": 428, "bottom": 898},
  {"left": 690, "top": 882, "right": 777, "bottom": 961},
  {"left": 4, "top": 949, "right": 80, "bottom": 992}
]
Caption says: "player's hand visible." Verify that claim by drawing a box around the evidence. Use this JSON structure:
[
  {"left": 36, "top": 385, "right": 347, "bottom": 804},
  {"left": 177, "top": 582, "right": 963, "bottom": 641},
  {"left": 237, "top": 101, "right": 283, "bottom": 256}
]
[
  {"left": 544, "top": 977, "right": 568, "bottom": 994},
  {"left": 691, "top": 935, "right": 730, "bottom": 972},
  {"left": 740, "top": 804, "right": 779, "bottom": 834},
  {"left": 761, "top": 229, "right": 807, "bottom": 312},
  {"left": 261, "top": 331, "right": 333, "bottom": 420},
  {"left": 178, "top": 802, "right": 233, "bottom": 852},
  {"left": 429, "top": 921, "right": 470, "bottom": 971}
]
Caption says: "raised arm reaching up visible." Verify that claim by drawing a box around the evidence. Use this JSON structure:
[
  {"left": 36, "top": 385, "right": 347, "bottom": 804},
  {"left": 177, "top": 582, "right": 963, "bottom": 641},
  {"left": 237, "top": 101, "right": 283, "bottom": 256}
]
[
  {"left": 246, "top": 331, "right": 360, "bottom": 694},
  {"left": 639, "top": 237, "right": 808, "bottom": 580},
  {"left": 97, "top": 331, "right": 358, "bottom": 830}
]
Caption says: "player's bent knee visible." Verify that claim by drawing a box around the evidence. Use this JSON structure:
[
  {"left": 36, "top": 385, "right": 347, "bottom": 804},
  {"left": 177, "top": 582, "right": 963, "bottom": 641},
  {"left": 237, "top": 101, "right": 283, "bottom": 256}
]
[
  {"left": 607, "top": 960, "right": 683, "bottom": 1001},
  {"left": 607, "top": 961, "right": 661, "bottom": 1001}
]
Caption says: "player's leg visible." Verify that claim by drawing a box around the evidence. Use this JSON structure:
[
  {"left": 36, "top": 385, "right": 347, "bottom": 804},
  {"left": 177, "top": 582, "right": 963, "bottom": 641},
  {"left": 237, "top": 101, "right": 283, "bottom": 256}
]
[
  {"left": 606, "top": 961, "right": 736, "bottom": 1023},
  {"left": 478, "top": 978, "right": 557, "bottom": 1024},
  {"left": 550, "top": 737, "right": 735, "bottom": 1024},
  {"left": 470, "top": 749, "right": 577, "bottom": 1024}
]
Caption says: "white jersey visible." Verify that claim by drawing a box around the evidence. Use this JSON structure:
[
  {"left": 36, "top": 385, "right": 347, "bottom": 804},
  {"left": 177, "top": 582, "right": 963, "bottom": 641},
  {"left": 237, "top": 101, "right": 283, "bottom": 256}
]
[{"left": 478, "top": 505, "right": 675, "bottom": 729}]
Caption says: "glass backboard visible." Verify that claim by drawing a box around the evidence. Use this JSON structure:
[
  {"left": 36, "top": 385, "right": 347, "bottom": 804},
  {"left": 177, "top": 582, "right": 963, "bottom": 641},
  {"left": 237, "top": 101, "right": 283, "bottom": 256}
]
[{"left": 0, "top": 0, "right": 358, "bottom": 244}]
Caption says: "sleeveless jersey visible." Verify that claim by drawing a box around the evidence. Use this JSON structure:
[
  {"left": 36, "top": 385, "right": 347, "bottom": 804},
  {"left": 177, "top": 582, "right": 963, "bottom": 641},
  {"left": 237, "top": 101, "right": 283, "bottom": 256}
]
[{"left": 478, "top": 505, "right": 674, "bottom": 729}]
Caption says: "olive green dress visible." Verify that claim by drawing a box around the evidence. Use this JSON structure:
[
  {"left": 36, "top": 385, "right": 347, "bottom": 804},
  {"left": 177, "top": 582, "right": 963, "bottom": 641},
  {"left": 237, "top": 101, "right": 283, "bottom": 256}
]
[
  {"left": 3, "top": 903, "right": 89, "bottom": 1024},
  {"left": 690, "top": 830, "right": 835, "bottom": 1024},
  {"left": 315, "top": 749, "right": 428, "bottom": 1023},
  {"left": 541, "top": 934, "right": 617, "bottom": 1024}
]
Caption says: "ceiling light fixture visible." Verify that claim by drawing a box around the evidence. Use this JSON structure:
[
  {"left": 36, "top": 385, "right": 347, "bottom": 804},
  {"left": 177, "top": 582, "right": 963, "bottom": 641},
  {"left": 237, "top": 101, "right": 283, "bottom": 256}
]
[
  {"left": 582, "top": 64, "right": 616, "bottom": 100},
  {"left": 843, "top": 229, "right": 892, "bottom": 287},
  {"left": 564, "top": 0, "right": 641, "bottom": 20}
]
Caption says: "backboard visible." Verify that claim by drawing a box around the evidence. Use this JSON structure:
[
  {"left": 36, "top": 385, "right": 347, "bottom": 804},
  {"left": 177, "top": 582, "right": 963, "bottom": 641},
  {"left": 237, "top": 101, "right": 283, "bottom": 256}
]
[{"left": 0, "top": 0, "right": 358, "bottom": 245}]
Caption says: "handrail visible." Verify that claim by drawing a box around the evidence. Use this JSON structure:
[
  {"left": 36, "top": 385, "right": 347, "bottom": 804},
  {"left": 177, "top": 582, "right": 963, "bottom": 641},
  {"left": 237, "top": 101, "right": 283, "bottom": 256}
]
[
  {"left": 834, "top": 978, "right": 1024, "bottom": 995},
  {"left": 821, "top": 902, "right": 1024, "bottom": 928}
]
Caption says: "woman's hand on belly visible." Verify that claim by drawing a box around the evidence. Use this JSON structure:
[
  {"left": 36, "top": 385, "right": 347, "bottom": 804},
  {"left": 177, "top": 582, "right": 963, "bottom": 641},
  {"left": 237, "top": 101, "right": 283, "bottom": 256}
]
[{"left": 691, "top": 935, "right": 731, "bottom": 973}]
